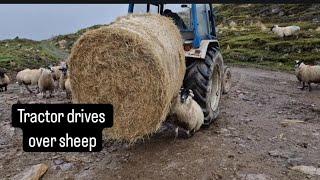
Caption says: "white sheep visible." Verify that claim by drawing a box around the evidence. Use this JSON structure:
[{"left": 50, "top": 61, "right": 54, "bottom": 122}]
[
  {"left": 271, "top": 25, "right": 300, "bottom": 38},
  {"left": 16, "top": 68, "right": 43, "bottom": 93},
  {"left": 296, "top": 61, "right": 320, "bottom": 91},
  {"left": 58, "top": 66, "right": 68, "bottom": 90},
  {"left": 38, "top": 68, "right": 55, "bottom": 98},
  {"left": 64, "top": 78, "right": 71, "bottom": 98},
  {"left": 59, "top": 68, "right": 71, "bottom": 98},
  {"left": 50, "top": 65, "right": 62, "bottom": 81},
  {"left": 169, "top": 89, "right": 204, "bottom": 137},
  {"left": 50, "top": 61, "right": 67, "bottom": 89},
  {"left": 295, "top": 60, "right": 302, "bottom": 84},
  {"left": 0, "top": 71, "right": 10, "bottom": 92}
]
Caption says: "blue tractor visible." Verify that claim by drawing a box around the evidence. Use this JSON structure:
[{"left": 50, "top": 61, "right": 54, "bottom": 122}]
[{"left": 128, "top": 4, "right": 231, "bottom": 126}]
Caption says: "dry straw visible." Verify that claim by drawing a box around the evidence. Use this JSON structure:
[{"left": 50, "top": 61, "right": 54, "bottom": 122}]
[{"left": 69, "top": 14, "right": 186, "bottom": 142}]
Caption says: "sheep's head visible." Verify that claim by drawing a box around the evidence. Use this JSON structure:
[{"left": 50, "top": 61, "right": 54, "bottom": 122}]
[
  {"left": 270, "top": 25, "right": 278, "bottom": 31},
  {"left": 59, "top": 67, "right": 68, "bottom": 76},
  {"left": 179, "top": 88, "right": 194, "bottom": 104},
  {"left": 39, "top": 68, "right": 45, "bottom": 74},
  {"left": 295, "top": 60, "right": 303, "bottom": 69},
  {"left": 47, "top": 65, "right": 55, "bottom": 73},
  {"left": 58, "top": 62, "right": 68, "bottom": 76},
  {"left": 0, "top": 68, "right": 6, "bottom": 78}
]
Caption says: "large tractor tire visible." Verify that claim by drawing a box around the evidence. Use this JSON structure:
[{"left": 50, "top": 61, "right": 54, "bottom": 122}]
[{"left": 183, "top": 46, "right": 223, "bottom": 126}]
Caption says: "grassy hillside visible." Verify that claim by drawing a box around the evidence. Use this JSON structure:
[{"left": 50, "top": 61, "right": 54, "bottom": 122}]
[
  {"left": 0, "top": 25, "right": 103, "bottom": 72},
  {"left": 0, "top": 38, "right": 69, "bottom": 71},
  {"left": 215, "top": 4, "right": 320, "bottom": 71},
  {"left": 0, "top": 4, "right": 319, "bottom": 73}
]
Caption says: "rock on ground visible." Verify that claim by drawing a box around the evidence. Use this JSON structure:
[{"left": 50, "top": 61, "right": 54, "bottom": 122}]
[{"left": 11, "top": 163, "right": 48, "bottom": 180}]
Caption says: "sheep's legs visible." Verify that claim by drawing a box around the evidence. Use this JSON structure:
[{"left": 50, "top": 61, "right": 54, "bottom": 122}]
[
  {"left": 25, "top": 85, "right": 33, "bottom": 93},
  {"left": 174, "top": 127, "right": 179, "bottom": 139},
  {"left": 66, "top": 91, "right": 70, "bottom": 99},
  {"left": 4, "top": 86, "right": 7, "bottom": 91},
  {"left": 49, "top": 91, "right": 53, "bottom": 98},
  {"left": 19, "top": 86, "right": 24, "bottom": 94},
  {"left": 308, "top": 82, "right": 312, "bottom": 92},
  {"left": 299, "top": 82, "right": 306, "bottom": 90}
]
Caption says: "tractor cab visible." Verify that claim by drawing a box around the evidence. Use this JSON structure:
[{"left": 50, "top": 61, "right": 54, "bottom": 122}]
[{"left": 128, "top": 4, "right": 219, "bottom": 58}]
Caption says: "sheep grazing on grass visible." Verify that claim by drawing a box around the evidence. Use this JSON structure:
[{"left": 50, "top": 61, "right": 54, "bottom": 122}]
[
  {"left": 169, "top": 88, "right": 204, "bottom": 137},
  {"left": 296, "top": 60, "right": 320, "bottom": 91},
  {"left": 271, "top": 25, "right": 300, "bottom": 38},
  {"left": 38, "top": 68, "right": 55, "bottom": 98},
  {"left": 0, "top": 70, "right": 10, "bottom": 92},
  {"left": 16, "top": 68, "right": 43, "bottom": 93}
]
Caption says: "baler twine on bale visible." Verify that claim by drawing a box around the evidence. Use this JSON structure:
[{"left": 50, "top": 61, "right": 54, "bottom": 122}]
[{"left": 69, "top": 14, "right": 186, "bottom": 142}]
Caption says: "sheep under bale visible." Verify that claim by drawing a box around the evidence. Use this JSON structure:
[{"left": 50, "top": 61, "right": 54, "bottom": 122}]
[
  {"left": 68, "top": 14, "right": 186, "bottom": 142},
  {"left": 271, "top": 25, "right": 300, "bottom": 38},
  {"left": 38, "top": 68, "right": 55, "bottom": 98},
  {"left": 0, "top": 70, "right": 10, "bottom": 92},
  {"left": 16, "top": 68, "right": 43, "bottom": 93},
  {"left": 169, "top": 89, "right": 204, "bottom": 137},
  {"left": 296, "top": 60, "right": 320, "bottom": 91}
]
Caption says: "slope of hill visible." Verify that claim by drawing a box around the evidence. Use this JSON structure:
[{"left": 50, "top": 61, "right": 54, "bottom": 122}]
[
  {"left": 215, "top": 4, "right": 320, "bottom": 71},
  {"left": 0, "top": 4, "right": 319, "bottom": 72},
  {"left": 0, "top": 25, "right": 103, "bottom": 72}
]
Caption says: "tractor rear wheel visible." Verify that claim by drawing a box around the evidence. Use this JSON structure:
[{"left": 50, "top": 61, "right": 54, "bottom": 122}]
[{"left": 183, "top": 46, "right": 223, "bottom": 126}]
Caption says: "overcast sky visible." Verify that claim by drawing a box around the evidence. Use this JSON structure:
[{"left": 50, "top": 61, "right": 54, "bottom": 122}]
[{"left": 0, "top": 4, "right": 128, "bottom": 40}]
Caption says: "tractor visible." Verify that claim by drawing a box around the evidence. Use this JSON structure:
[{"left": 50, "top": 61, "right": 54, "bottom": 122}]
[{"left": 128, "top": 4, "right": 231, "bottom": 126}]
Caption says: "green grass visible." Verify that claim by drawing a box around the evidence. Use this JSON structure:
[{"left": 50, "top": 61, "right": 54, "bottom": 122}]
[
  {"left": 0, "top": 38, "right": 67, "bottom": 71},
  {"left": 1, "top": 4, "right": 319, "bottom": 73},
  {"left": 216, "top": 4, "right": 320, "bottom": 72}
]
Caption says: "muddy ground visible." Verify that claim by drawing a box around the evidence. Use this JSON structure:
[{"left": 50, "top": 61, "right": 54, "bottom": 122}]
[{"left": 0, "top": 66, "right": 319, "bottom": 180}]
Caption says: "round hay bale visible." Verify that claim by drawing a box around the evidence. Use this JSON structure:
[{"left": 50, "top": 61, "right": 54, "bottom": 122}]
[{"left": 69, "top": 14, "right": 186, "bottom": 142}]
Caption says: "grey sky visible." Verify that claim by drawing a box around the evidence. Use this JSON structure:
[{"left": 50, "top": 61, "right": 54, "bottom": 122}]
[{"left": 0, "top": 4, "right": 128, "bottom": 40}]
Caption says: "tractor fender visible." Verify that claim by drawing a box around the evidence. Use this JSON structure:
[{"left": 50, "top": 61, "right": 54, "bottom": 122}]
[{"left": 185, "top": 40, "right": 220, "bottom": 59}]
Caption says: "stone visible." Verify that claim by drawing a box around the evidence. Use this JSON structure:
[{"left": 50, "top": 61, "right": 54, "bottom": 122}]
[
  {"left": 239, "top": 173, "right": 269, "bottom": 180},
  {"left": 11, "top": 163, "right": 48, "bottom": 180},
  {"left": 290, "top": 165, "right": 320, "bottom": 176}
]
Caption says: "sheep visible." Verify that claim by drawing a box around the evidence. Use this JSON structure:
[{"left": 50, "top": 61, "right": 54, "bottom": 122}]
[
  {"left": 58, "top": 67, "right": 71, "bottom": 98},
  {"left": 58, "top": 64, "right": 68, "bottom": 90},
  {"left": 16, "top": 68, "right": 43, "bottom": 93},
  {"left": 169, "top": 88, "right": 204, "bottom": 137},
  {"left": 64, "top": 78, "right": 71, "bottom": 98},
  {"left": 50, "top": 65, "right": 62, "bottom": 81},
  {"left": 296, "top": 61, "right": 320, "bottom": 91},
  {"left": 49, "top": 61, "right": 67, "bottom": 89},
  {"left": 38, "top": 68, "right": 55, "bottom": 98},
  {"left": 0, "top": 71, "right": 10, "bottom": 92},
  {"left": 271, "top": 25, "right": 300, "bottom": 38},
  {"left": 295, "top": 60, "right": 302, "bottom": 84}
]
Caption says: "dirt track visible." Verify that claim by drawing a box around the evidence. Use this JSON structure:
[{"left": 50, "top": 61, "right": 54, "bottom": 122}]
[{"left": 0, "top": 66, "right": 319, "bottom": 179}]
